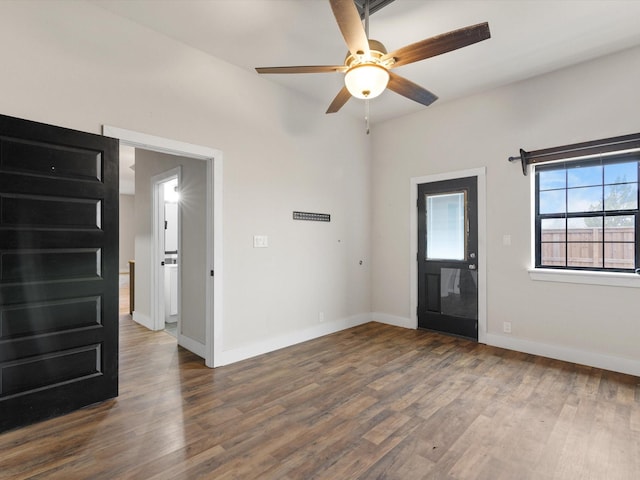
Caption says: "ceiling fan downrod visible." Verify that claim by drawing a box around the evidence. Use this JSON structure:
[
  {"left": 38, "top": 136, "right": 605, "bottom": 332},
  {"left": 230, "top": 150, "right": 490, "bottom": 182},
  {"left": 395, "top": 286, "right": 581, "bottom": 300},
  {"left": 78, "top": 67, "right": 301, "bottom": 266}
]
[{"left": 364, "top": 0, "right": 370, "bottom": 37}]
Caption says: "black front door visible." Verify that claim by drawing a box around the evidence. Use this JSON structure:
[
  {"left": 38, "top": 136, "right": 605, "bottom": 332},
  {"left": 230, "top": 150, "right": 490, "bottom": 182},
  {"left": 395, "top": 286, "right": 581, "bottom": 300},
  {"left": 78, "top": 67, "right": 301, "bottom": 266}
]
[
  {"left": 0, "top": 114, "right": 119, "bottom": 432},
  {"left": 418, "top": 176, "right": 478, "bottom": 339}
]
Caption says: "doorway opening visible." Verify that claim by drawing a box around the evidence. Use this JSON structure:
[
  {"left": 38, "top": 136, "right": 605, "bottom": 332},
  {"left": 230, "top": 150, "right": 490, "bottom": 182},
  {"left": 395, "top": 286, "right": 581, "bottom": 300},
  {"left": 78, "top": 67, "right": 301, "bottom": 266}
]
[
  {"left": 118, "top": 145, "right": 136, "bottom": 318},
  {"left": 104, "top": 125, "right": 223, "bottom": 368},
  {"left": 153, "top": 171, "right": 181, "bottom": 338}
]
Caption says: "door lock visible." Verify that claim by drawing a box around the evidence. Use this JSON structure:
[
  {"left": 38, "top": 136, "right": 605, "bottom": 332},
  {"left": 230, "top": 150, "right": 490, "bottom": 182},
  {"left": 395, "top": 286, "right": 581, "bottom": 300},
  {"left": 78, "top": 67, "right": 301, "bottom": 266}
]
[{"left": 469, "top": 264, "right": 476, "bottom": 270}]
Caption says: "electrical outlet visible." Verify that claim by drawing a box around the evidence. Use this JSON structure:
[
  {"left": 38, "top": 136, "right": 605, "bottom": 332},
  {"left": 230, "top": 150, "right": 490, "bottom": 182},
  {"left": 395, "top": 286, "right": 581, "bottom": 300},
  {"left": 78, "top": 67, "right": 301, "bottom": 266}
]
[
  {"left": 503, "top": 321, "right": 512, "bottom": 334},
  {"left": 319, "top": 312, "right": 325, "bottom": 323}
]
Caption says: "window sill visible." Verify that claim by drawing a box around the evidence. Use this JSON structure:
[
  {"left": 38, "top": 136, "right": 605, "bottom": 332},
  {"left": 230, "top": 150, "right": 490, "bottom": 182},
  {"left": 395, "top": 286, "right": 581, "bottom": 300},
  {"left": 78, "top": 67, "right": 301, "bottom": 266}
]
[{"left": 529, "top": 268, "right": 640, "bottom": 288}]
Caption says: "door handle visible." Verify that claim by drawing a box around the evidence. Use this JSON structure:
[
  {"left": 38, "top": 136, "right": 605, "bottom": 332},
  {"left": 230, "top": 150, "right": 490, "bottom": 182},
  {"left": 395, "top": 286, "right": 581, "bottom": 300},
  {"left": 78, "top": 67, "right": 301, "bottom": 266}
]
[{"left": 469, "top": 264, "right": 476, "bottom": 270}]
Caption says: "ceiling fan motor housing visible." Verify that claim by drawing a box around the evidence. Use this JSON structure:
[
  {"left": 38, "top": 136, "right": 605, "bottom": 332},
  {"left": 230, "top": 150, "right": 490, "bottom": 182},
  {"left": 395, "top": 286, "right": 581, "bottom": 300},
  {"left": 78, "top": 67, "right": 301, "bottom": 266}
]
[{"left": 344, "top": 39, "right": 390, "bottom": 67}]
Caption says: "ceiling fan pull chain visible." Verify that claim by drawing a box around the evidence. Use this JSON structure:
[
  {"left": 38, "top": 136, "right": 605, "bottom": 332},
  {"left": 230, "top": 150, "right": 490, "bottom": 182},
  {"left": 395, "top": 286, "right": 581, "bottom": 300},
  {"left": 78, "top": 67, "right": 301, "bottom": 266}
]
[{"left": 365, "top": 98, "right": 370, "bottom": 135}]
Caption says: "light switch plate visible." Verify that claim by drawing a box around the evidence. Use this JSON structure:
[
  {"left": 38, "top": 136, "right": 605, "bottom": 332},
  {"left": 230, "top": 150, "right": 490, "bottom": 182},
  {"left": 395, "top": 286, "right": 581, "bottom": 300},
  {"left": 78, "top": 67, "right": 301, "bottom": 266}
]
[{"left": 253, "top": 235, "right": 269, "bottom": 248}]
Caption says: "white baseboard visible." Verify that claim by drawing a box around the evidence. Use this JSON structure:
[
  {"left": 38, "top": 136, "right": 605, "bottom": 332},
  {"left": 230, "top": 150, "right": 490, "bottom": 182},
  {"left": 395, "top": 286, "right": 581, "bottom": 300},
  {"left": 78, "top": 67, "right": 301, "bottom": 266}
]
[
  {"left": 485, "top": 333, "right": 640, "bottom": 378},
  {"left": 368, "top": 311, "right": 639, "bottom": 377},
  {"left": 372, "top": 312, "right": 415, "bottom": 329},
  {"left": 178, "top": 334, "right": 206, "bottom": 359},
  {"left": 132, "top": 311, "right": 153, "bottom": 330},
  {"left": 217, "top": 313, "right": 372, "bottom": 366},
  {"left": 141, "top": 305, "right": 637, "bottom": 377}
]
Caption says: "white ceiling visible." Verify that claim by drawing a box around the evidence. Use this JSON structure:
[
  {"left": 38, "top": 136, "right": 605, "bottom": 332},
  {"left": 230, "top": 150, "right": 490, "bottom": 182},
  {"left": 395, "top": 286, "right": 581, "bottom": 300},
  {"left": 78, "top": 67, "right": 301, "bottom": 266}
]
[
  {"left": 103, "top": 0, "right": 640, "bottom": 195},
  {"left": 94, "top": 0, "right": 640, "bottom": 125}
]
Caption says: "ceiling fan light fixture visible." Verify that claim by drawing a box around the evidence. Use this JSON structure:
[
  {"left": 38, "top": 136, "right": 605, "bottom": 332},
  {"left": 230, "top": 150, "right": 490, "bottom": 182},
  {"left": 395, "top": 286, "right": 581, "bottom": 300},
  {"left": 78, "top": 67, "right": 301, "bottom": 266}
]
[
  {"left": 255, "top": 1, "right": 490, "bottom": 115},
  {"left": 344, "top": 63, "right": 389, "bottom": 99}
]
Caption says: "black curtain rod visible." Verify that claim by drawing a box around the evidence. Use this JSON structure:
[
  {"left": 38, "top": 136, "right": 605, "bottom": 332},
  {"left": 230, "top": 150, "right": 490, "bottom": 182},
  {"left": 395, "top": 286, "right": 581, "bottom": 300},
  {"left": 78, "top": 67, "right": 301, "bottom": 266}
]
[{"left": 508, "top": 132, "right": 640, "bottom": 176}]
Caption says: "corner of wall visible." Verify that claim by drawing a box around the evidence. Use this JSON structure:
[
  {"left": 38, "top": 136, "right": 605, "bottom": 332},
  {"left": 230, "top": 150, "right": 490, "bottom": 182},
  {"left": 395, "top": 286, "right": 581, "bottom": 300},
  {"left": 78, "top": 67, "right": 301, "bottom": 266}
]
[
  {"left": 372, "top": 312, "right": 415, "bottom": 329},
  {"left": 216, "top": 313, "right": 372, "bottom": 366}
]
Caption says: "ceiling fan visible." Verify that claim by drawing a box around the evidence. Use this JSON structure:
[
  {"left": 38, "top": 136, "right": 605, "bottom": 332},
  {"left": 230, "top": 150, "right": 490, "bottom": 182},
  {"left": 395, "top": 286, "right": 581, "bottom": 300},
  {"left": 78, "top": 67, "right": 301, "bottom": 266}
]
[{"left": 255, "top": 0, "right": 490, "bottom": 114}]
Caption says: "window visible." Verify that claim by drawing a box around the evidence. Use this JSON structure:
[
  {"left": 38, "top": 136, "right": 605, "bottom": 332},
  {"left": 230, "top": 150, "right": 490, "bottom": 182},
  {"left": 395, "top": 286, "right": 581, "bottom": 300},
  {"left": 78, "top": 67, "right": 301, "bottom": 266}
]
[
  {"left": 426, "top": 191, "right": 466, "bottom": 260},
  {"left": 535, "top": 153, "right": 640, "bottom": 272}
]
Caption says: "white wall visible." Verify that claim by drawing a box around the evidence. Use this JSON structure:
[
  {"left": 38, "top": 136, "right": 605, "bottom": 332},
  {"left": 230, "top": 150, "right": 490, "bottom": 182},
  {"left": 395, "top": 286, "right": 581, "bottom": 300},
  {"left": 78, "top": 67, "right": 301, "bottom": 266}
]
[
  {"left": 118, "top": 194, "right": 135, "bottom": 273},
  {"left": 0, "top": 1, "right": 371, "bottom": 361},
  {"left": 371, "top": 45, "right": 640, "bottom": 375}
]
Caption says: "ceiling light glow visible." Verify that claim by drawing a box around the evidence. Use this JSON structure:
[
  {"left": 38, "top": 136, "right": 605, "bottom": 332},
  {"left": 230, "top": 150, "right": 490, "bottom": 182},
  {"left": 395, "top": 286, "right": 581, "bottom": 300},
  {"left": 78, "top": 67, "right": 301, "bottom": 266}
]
[{"left": 344, "top": 63, "right": 389, "bottom": 99}]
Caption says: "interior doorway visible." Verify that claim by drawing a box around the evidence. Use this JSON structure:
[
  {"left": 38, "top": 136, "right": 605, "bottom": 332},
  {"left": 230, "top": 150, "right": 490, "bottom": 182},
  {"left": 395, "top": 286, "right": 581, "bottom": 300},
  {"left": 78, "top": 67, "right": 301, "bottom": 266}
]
[
  {"left": 104, "top": 125, "right": 223, "bottom": 368},
  {"left": 153, "top": 170, "right": 181, "bottom": 337}
]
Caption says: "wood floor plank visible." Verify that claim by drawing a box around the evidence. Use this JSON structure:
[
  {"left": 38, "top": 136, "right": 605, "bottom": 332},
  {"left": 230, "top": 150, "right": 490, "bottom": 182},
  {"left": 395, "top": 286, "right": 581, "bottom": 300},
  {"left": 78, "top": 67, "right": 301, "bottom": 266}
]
[{"left": 1, "top": 313, "right": 639, "bottom": 479}]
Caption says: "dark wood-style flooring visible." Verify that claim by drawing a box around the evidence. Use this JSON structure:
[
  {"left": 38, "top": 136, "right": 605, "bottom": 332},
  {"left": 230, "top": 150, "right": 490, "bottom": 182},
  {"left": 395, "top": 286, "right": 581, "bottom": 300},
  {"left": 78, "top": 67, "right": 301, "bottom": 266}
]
[{"left": 1, "top": 315, "right": 639, "bottom": 478}]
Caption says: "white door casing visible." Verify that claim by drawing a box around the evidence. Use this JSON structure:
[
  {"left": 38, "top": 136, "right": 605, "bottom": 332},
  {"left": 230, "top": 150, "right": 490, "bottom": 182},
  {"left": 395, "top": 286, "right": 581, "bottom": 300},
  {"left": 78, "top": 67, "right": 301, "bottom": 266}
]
[{"left": 103, "top": 125, "right": 223, "bottom": 368}]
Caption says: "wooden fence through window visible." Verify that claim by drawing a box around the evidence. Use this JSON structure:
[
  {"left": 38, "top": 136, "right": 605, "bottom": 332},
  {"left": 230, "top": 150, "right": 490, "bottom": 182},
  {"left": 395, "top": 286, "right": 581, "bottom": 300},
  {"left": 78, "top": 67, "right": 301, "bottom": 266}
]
[{"left": 540, "top": 227, "right": 634, "bottom": 269}]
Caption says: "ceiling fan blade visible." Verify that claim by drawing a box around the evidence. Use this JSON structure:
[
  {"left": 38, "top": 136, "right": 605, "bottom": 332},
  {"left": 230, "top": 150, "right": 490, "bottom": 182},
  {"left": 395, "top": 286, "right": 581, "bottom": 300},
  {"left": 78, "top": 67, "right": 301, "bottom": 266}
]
[
  {"left": 382, "top": 22, "right": 490, "bottom": 68},
  {"left": 329, "top": 0, "right": 370, "bottom": 57},
  {"left": 326, "top": 86, "right": 352, "bottom": 114},
  {"left": 387, "top": 72, "right": 438, "bottom": 107},
  {"left": 256, "top": 65, "right": 347, "bottom": 74}
]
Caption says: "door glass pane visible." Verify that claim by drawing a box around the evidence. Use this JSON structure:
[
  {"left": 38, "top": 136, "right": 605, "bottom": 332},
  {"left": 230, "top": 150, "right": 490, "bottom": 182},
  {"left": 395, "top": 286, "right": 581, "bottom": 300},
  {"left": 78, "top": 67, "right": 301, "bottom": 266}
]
[
  {"left": 426, "top": 192, "right": 465, "bottom": 260},
  {"left": 440, "top": 268, "right": 477, "bottom": 319}
]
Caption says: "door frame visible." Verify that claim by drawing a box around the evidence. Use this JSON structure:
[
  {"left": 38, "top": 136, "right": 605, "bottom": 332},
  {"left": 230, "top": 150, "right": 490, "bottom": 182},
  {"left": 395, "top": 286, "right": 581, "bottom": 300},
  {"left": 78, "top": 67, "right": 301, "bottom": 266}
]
[
  {"left": 410, "top": 167, "right": 487, "bottom": 342},
  {"left": 151, "top": 168, "right": 181, "bottom": 332},
  {"left": 103, "top": 126, "right": 223, "bottom": 368}
]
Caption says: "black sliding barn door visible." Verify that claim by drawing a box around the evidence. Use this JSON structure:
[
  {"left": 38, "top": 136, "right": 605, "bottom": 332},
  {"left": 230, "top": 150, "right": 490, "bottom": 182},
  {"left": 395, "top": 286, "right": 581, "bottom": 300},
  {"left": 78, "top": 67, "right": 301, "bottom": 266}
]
[{"left": 0, "top": 114, "right": 119, "bottom": 432}]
